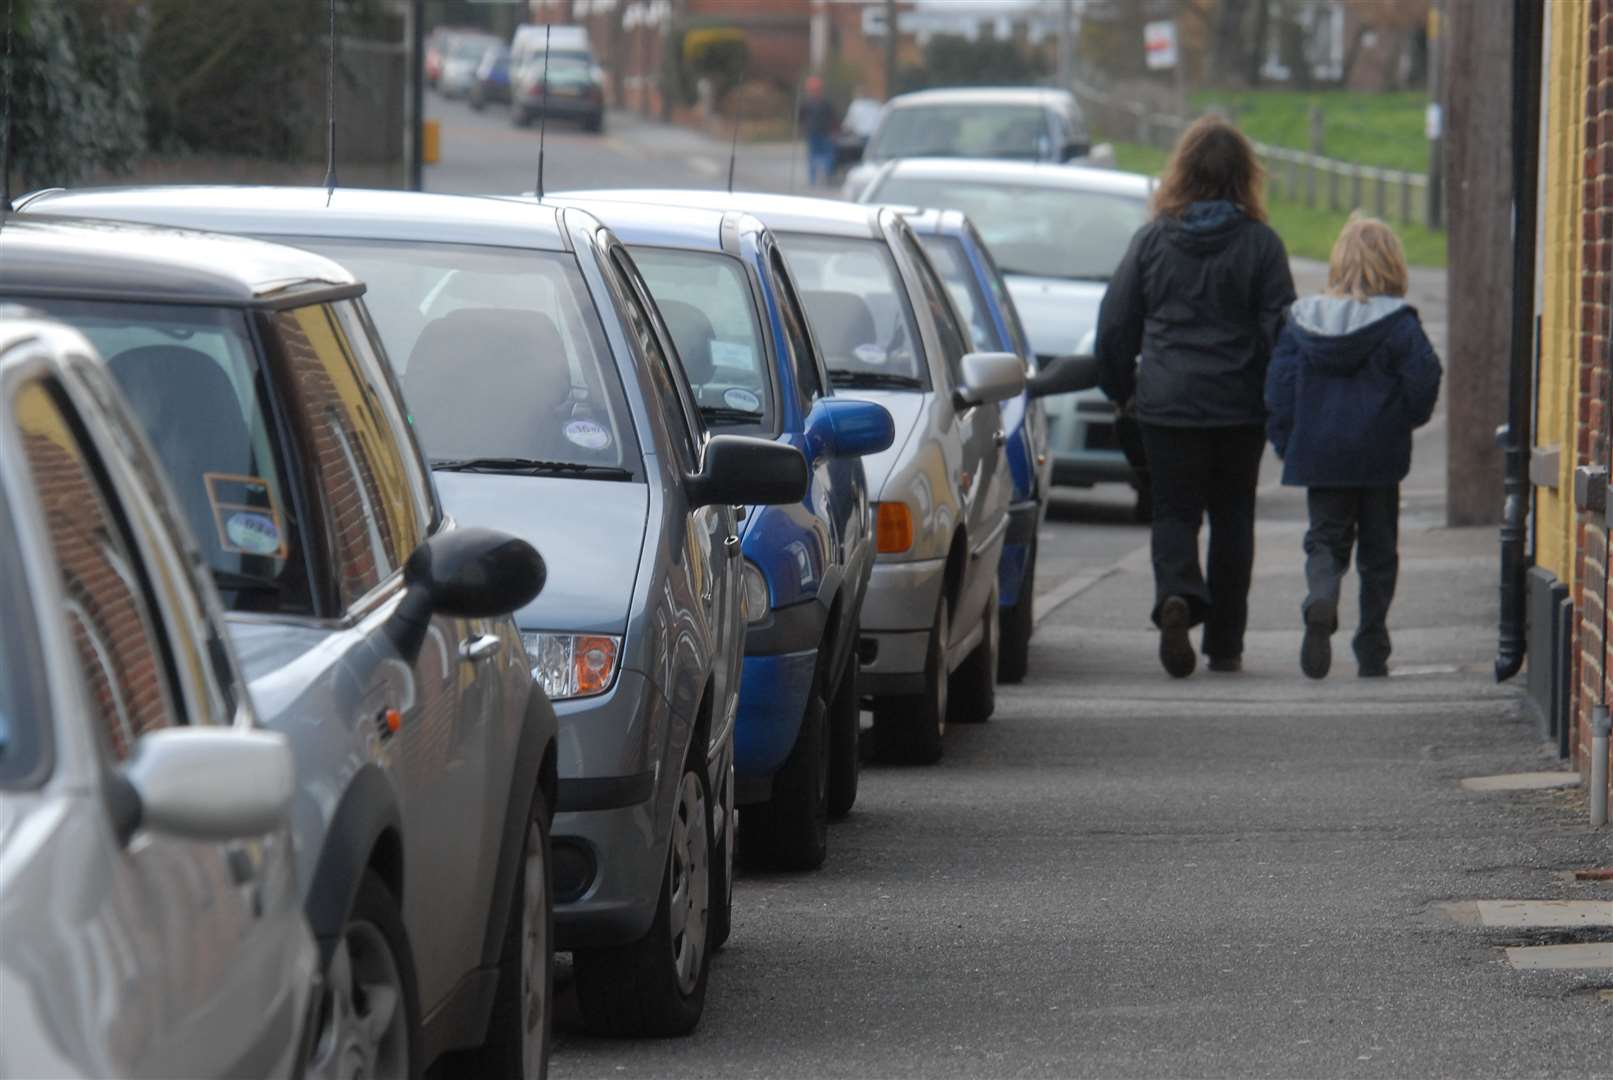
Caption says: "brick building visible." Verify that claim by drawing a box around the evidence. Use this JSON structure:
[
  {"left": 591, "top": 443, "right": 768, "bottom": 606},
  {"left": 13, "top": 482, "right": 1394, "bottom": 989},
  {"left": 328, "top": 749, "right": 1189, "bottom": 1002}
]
[{"left": 1525, "top": 0, "right": 1611, "bottom": 810}]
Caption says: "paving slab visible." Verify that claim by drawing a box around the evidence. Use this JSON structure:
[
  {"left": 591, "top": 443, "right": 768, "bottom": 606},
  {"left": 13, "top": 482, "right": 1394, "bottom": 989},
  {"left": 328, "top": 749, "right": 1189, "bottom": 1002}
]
[
  {"left": 1462, "top": 900, "right": 1613, "bottom": 927},
  {"left": 1503, "top": 943, "right": 1613, "bottom": 970},
  {"left": 1459, "top": 772, "right": 1585, "bottom": 792}
]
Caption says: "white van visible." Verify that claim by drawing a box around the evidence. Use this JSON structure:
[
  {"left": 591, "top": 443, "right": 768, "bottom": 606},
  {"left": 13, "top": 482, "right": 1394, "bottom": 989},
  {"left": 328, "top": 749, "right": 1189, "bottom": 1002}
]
[{"left": 511, "top": 23, "right": 592, "bottom": 67}]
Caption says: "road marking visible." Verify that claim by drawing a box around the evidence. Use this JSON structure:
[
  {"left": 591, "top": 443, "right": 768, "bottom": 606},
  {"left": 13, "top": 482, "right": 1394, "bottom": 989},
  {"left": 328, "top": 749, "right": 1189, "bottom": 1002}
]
[
  {"left": 1503, "top": 943, "right": 1613, "bottom": 971},
  {"left": 1458, "top": 771, "right": 1583, "bottom": 792}
]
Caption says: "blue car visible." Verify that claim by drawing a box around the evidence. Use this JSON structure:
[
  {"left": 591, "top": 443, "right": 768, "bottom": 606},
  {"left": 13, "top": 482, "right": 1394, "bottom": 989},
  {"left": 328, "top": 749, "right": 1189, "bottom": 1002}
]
[
  {"left": 549, "top": 194, "right": 894, "bottom": 870},
  {"left": 900, "top": 207, "right": 1090, "bottom": 683}
]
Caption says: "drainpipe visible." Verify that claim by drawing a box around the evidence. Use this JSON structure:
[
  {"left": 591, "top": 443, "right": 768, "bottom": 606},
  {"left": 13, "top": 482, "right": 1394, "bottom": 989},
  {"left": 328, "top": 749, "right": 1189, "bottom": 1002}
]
[
  {"left": 1495, "top": 0, "right": 1544, "bottom": 682},
  {"left": 1592, "top": 705, "right": 1609, "bottom": 828}
]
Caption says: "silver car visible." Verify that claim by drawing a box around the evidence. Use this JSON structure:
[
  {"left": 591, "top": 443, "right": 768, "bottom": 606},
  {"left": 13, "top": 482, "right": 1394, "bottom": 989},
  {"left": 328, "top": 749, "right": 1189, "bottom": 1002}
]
[
  {"left": 859, "top": 157, "right": 1153, "bottom": 512},
  {"left": 571, "top": 190, "right": 1026, "bottom": 764},
  {"left": 0, "top": 316, "right": 316, "bottom": 1079},
  {"left": 3, "top": 212, "right": 558, "bottom": 1078}
]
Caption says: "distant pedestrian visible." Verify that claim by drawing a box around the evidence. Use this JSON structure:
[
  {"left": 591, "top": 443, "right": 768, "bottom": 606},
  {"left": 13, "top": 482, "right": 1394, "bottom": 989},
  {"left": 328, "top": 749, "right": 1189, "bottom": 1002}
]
[
  {"left": 1096, "top": 115, "right": 1297, "bottom": 678},
  {"left": 799, "top": 75, "right": 836, "bottom": 187},
  {"left": 1265, "top": 214, "right": 1442, "bottom": 679}
]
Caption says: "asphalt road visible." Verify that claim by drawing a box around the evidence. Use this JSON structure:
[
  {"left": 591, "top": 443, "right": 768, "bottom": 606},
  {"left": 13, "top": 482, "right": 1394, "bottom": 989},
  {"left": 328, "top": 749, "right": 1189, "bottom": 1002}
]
[{"left": 425, "top": 96, "right": 1612, "bottom": 1077}]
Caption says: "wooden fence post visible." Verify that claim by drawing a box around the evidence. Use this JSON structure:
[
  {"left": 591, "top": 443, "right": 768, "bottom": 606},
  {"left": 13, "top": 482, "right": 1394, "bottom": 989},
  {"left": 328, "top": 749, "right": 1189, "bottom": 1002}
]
[{"left": 1350, "top": 167, "right": 1363, "bottom": 212}]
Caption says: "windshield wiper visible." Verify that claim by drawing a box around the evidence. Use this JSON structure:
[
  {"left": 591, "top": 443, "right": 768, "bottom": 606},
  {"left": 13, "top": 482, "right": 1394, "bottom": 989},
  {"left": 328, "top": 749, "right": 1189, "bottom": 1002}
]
[
  {"left": 212, "top": 569, "right": 282, "bottom": 594},
  {"left": 699, "top": 405, "right": 764, "bottom": 427},
  {"left": 431, "top": 457, "right": 633, "bottom": 480},
  {"left": 830, "top": 370, "right": 924, "bottom": 390}
]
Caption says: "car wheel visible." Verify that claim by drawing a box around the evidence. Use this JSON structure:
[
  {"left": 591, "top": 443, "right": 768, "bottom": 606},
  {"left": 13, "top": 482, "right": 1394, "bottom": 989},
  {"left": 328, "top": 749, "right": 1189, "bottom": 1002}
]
[
  {"left": 743, "top": 662, "right": 830, "bottom": 871},
  {"left": 573, "top": 761, "right": 711, "bottom": 1037},
  {"left": 872, "top": 593, "right": 948, "bottom": 764},
  {"left": 305, "top": 871, "right": 421, "bottom": 1080},
  {"left": 512, "top": 106, "right": 531, "bottom": 127},
  {"left": 469, "top": 88, "right": 485, "bottom": 111},
  {"left": 708, "top": 762, "right": 735, "bottom": 952},
  {"left": 583, "top": 111, "right": 604, "bottom": 133},
  {"left": 951, "top": 585, "right": 998, "bottom": 723},
  {"left": 826, "top": 626, "right": 861, "bottom": 820},
  {"left": 998, "top": 541, "right": 1035, "bottom": 685},
  {"left": 439, "top": 792, "right": 552, "bottom": 1078}
]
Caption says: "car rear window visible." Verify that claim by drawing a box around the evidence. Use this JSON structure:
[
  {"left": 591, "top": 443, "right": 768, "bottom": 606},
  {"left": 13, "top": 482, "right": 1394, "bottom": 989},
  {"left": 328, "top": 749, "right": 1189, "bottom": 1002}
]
[{"left": 870, "top": 103, "right": 1052, "bottom": 161}]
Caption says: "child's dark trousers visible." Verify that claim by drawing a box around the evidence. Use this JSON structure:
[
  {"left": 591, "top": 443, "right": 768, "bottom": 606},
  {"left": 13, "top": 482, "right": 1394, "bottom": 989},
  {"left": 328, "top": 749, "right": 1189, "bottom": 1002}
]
[{"left": 1303, "top": 486, "right": 1399, "bottom": 669}]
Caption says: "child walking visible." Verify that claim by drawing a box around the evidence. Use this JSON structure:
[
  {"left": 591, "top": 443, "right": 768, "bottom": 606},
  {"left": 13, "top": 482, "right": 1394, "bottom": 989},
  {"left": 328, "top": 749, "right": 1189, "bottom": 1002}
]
[{"left": 1265, "top": 215, "right": 1443, "bottom": 679}]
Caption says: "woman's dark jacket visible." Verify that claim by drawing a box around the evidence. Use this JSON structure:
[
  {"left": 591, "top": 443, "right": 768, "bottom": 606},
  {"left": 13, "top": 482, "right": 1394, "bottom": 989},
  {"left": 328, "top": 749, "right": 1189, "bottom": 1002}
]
[
  {"left": 1265, "top": 295, "right": 1443, "bottom": 487},
  {"left": 1096, "top": 200, "right": 1297, "bottom": 427}
]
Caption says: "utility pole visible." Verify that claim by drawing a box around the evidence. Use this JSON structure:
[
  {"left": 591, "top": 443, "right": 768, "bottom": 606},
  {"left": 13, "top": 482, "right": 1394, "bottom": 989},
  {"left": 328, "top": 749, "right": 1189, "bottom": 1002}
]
[
  {"left": 883, "top": 0, "right": 897, "bottom": 99},
  {"left": 1057, "top": 0, "right": 1073, "bottom": 90},
  {"left": 1427, "top": 0, "right": 1445, "bottom": 229}
]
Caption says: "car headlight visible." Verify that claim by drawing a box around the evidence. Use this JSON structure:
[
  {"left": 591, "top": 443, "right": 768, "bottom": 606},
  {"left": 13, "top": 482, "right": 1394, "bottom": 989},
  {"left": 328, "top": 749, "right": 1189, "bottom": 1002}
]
[
  {"left": 522, "top": 632, "right": 621, "bottom": 701},
  {"left": 741, "top": 559, "right": 770, "bottom": 624}
]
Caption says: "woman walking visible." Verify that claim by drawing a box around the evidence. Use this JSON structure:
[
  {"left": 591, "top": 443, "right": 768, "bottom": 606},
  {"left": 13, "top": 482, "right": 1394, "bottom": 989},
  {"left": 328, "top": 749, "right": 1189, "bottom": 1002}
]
[{"left": 1095, "top": 116, "right": 1297, "bottom": 678}]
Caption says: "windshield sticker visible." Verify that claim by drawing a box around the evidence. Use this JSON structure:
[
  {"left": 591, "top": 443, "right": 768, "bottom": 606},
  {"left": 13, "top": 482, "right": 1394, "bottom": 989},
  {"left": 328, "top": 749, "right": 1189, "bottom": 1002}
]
[
  {"left": 205, "top": 473, "right": 287, "bottom": 559},
  {"left": 722, "top": 388, "right": 762, "bottom": 413},
  {"left": 853, "top": 343, "right": 889, "bottom": 367},
  {"left": 564, "top": 419, "right": 612, "bottom": 450},
  {"left": 709, "top": 341, "right": 754, "bottom": 369}
]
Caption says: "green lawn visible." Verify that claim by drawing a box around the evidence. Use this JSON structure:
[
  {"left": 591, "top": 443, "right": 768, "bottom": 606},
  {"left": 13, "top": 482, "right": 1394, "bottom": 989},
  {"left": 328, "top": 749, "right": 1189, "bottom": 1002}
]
[
  {"left": 1105, "top": 140, "right": 1446, "bottom": 268},
  {"left": 1189, "top": 89, "right": 1432, "bottom": 174}
]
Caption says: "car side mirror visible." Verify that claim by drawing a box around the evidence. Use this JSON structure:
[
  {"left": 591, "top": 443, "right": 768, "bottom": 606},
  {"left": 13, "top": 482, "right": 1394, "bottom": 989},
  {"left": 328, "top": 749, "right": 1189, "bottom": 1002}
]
[
  {"left": 1061, "top": 140, "right": 1090, "bottom": 162},
  {"left": 954, "top": 351, "right": 1026, "bottom": 410},
  {"left": 806, "top": 398, "right": 895, "bottom": 459},
  {"left": 687, "top": 434, "right": 808, "bottom": 509},
  {"left": 119, "top": 728, "right": 295, "bottom": 843},
  {"left": 387, "top": 527, "right": 546, "bottom": 662},
  {"left": 1027, "top": 354, "right": 1101, "bottom": 399}
]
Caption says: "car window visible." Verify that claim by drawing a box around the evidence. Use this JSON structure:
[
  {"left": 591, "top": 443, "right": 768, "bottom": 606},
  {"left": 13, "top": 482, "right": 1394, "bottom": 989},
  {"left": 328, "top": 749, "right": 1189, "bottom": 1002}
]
[
  {"left": 767, "top": 247, "right": 825, "bottom": 414},
  {"left": 778, "top": 232, "right": 926, "bottom": 386},
  {"left": 630, "top": 246, "right": 773, "bottom": 436},
  {"left": 297, "top": 238, "right": 638, "bottom": 476},
  {"left": 918, "top": 234, "right": 1002, "bottom": 354},
  {"left": 868, "top": 176, "right": 1149, "bottom": 282},
  {"left": 970, "top": 222, "right": 1032, "bottom": 357},
  {"left": 0, "top": 499, "right": 47, "bottom": 783},
  {"left": 900, "top": 231, "right": 971, "bottom": 387},
  {"left": 274, "top": 303, "right": 428, "bottom": 611},
  {"left": 18, "top": 297, "right": 315, "bottom": 616},
  {"left": 870, "top": 103, "right": 1054, "bottom": 162},
  {"left": 13, "top": 378, "right": 179, "bottom": 761},
  {"left": 609, "top": 247, "right": 701, "bottom": 469}
]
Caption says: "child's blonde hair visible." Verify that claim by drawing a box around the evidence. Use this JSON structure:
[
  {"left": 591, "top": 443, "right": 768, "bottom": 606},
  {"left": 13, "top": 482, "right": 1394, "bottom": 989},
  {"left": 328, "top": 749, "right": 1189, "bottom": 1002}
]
[{"left": 1326, "top": 213, "right": 1408, "bottom": 301}]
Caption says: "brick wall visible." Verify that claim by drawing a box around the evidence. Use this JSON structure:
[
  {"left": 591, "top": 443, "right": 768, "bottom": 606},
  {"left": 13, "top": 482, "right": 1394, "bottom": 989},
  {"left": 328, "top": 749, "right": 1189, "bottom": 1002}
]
[{"left": 1574, "top": 0, "right": 1612, "bottom": 800}]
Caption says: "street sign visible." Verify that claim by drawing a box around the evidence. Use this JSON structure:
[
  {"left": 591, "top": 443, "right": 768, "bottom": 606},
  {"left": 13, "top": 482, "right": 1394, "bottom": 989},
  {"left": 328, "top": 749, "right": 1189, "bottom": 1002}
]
[{"left": 1144, "top": 20, "right": 1178, "bottom": 71}]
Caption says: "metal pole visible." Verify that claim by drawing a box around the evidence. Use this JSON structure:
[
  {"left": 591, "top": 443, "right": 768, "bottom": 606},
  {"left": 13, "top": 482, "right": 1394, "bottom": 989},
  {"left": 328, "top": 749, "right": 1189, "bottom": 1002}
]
[
  {"left": 1426, "top": 0, "right": 1445, "bottom": 229},
  {"left": 882, "top": 0, "right": 897, "bottom": 99},
  {"left": 410, "top": 0, "right": 425, "bottom": 191},
  {"left": 1056, "top": 0, "right": 1073, "bottom": 90},
  {"left": 1592, "top": 705, "right": 1609, "bottom": 828}
]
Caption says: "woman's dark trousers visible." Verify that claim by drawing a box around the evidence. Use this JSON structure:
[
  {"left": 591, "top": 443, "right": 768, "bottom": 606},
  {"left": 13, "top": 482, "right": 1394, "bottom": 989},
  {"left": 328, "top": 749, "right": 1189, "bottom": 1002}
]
[
  {"left": 1139, "top": 423, "right": 1266, "bottom": 660},
  {"left": 1303, "top": 486, "right": 1400, "bottom": 669}
]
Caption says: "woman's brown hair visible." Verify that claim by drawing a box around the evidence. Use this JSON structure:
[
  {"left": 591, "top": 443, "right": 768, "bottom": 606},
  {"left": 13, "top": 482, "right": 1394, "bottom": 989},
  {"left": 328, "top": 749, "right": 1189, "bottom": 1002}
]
[{"left": 1151, "top": 115, "right": 1268, "bottom": 224}]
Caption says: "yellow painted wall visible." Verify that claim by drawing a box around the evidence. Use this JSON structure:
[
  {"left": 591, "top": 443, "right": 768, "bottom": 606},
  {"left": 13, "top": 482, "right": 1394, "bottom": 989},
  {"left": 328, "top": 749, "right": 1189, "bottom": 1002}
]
[{"left": 1533, "top": 0, "right": 1588, "bottom": 583}]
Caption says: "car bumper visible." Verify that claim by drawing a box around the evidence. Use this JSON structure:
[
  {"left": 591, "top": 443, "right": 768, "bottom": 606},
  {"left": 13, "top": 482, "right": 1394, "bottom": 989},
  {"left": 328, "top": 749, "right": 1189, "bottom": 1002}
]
[
  {"left": 1045, "top": 396, "right": 1136, "bottom": 487},
  {"left": 856, "top": 556, "right": 946, "bottom": 696},
  {"left": 998, "top": 498, "right": 1040, "bottom": 607},
  {"left": 735, "top": 600, "right": 823, "bottom": 788},
  {"left": 516, "top": 93, "right": 601, "bottom": 118}
]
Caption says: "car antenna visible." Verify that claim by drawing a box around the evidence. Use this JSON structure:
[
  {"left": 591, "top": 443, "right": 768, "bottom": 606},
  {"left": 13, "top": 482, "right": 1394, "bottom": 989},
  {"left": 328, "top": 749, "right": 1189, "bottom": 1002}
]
[
  {"left": 1, "top": 0, "right": 15, "bottom": 217},
  {"left": 535, "top": 24, "right": 551, "bottom": 200},
  {"left": 725, "top": 104, "right": 741, "bottom": 193},
  {"left": 786, "top": 79, "right": 801, "bottom": 195},
  {"left": 322, "top": 0, "right": 338, "bottom": 206}
]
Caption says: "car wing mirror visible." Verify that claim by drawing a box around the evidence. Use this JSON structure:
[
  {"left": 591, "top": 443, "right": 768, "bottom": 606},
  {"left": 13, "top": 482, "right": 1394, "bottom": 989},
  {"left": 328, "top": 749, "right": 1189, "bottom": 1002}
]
[
  {"left": 1027, "top": 354, "right": 1101, "bottom": 399},
  {"left": 687, "top": 434, "right": 808, "bottom": 510},
  {"left": 387, "top": 527, "right": 546, "bottom": 662},
  {"left": 117, "top": 728, "right": 295, "bottom": 844},
  {"left": 807, "top": 398, "right": 895, "bottom": 459},
  {"left": 953, "top": 351, "right": 1026, "bottom": 410}
]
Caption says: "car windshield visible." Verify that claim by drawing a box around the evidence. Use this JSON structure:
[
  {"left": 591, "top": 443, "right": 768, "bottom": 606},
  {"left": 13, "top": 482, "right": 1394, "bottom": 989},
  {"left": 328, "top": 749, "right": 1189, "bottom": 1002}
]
[
  {"left": 630, "top": 247, "right": 773, "bottom": 435},
  {"left": 917, "top": 234, "right": 1002, "bottom": 353},
  {"left": 298, "top": 239, "right": 639, "bottom": 475},
  {"left": 0, "top": 503, "right": 36, "bottom": 776},
  {"left": 777, "top": 233, "right": 926, "bottom": 386},
  {"left": 870, "top": 103, "right": 1053, "bottom": 162},
  {"left": 874, "top": 177, "right": 1148, "bottom": 282},
  {"left": 528, "top": 55, "right": 592, "bottom": 84},
  {"left": 13, "top": 297, "right": 313, "bottom": 615}
]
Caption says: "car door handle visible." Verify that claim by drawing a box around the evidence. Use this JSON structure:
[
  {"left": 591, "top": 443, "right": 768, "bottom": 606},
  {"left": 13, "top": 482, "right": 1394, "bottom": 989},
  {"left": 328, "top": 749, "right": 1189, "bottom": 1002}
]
[
  {"left": 459, "top": 634, "right": 502, "bottom": 663},
  {"left": 993, "top": 428, "right": 1007, "bottom": 447}
]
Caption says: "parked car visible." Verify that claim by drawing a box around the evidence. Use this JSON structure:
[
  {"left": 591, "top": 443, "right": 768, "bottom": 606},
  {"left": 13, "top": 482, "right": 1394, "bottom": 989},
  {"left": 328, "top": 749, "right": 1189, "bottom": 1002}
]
[
  {"left": 896, "top": 208, "right": 1100, "bottom": 682},
  {"left": 511, "top": 22, "right": 594, "bottom": 70},
  {"left": 470, "top": 42, "right": 513, "bottom": 109},
  {"left": 426, "top": 26, "right": 469, "bottom": 87},
  {"left": 18, "top": 186, "right": 810, "bottom": 1037},
  {"left": 0, "top": 314, "right": 317, "bottom": 1079},
  {"left": 1, "top": 212, "right": 559, "bottom": 1078},
  {"left": 546, "top": 193, "right": 895, "bottom": 866},
  {"left": 512, "top": 52, "right": 605, "bottom": 131},
  {"left": 440, "top": 32, "right": 502, "bottom": 99},
  {"left": 571, "top": 190, "right": 1025, "bottom": 763},
  {"left": 841, "top": 87, "right": 1092, "bottom": 200},
  {"left": 859, "top": 158, "right": 1154, "bottom": 515}
]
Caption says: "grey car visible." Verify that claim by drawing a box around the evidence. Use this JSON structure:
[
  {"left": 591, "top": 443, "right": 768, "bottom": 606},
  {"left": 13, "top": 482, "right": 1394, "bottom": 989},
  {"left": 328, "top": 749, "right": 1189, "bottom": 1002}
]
[
  {"left": 569, "top": 190, "right": 1026, "bottom": 764},
  {"left": 2, "top": 213, "right": 557, "bottom": 1078},
  {"left": 19, "top": 186, "right": 810, "bottom": 1036},
  {"left": 0, "top": 315, "right": 316, "bottom": 1079}
]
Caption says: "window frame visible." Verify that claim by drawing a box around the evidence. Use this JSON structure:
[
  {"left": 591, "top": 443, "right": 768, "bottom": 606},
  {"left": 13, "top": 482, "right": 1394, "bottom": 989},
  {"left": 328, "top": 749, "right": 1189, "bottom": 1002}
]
[
  {"left": 765, "top": 245, "right": 827, "bottom": 417},
  {"left": 605, "top": 244, "right": 704, "bottom": 472},
  {"left": 899, "top": 229, "right": 972, "bottom": 391}
]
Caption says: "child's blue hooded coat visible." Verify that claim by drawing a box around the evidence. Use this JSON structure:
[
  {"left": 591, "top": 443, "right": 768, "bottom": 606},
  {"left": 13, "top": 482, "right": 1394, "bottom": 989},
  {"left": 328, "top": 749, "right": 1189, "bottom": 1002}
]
[{"left": 1265, "top": 295, "right": 1442, "bottom": 487}]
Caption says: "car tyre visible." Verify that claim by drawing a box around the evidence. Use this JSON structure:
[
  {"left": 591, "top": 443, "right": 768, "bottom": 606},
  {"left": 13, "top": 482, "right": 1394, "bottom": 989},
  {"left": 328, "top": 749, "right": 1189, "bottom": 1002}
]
[
  {"left": 306, "top": 870, "right": 421, "bottom": 1080},
  {"left": 826, "top": 627, "right": 861, "bottom": 820},
  {"left": 952, "top": 585, "right": 998, "bottom": 723},
  {"left": 872, "top": 593, "right": 947, "bottom": 765},
  {"left": 573, "top": 759, "right": 712, "bottom": 1037},
  {"left": 708, "top": 762, "right": 735, "bottom": 952},
  {"left": 469, "top": 88, "right": 485, "bottom": 111},
  {"left": 438, "top": 792, "right": 552, "bottom": 1078},
  {"left": 512, "top": 106, "right": 532, "bottom": 127},
  {"left": 998, "top": 541, "right": 1035, "bottom": 685},
  {"left": 583, "top": 111, "right": 605, "bottom": 133},
  {"left": 744, "top": 667, "right": 829, "bottom": 872}
]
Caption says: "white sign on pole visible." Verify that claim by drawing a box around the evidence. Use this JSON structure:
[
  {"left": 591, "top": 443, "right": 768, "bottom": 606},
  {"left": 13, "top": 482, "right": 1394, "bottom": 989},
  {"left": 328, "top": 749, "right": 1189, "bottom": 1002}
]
[
  {"left": 1425, "top": 102, "right": 1443, "bottom": 140},
  {"left": 1144, "top": 20, "right": 1178, "bottom": 71}
]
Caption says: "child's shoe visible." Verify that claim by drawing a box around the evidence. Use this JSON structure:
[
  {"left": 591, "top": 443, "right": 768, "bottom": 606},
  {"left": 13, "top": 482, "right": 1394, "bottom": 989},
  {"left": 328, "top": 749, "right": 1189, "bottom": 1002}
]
[{"left": 1301, "top": 599, "right": 1335, "bottom": 679}]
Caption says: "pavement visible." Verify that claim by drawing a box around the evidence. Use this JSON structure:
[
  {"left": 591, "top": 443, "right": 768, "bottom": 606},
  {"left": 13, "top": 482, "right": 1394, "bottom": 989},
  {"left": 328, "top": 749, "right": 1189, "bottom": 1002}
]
[{"left": 423, "top": 98, "right": 1611, "bottom": 1077}]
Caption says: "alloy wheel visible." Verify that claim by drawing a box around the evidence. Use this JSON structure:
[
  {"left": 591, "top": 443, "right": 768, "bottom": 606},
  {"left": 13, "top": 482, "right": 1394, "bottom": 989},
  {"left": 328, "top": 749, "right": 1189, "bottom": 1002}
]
[
  {"left": 311, "top": 920, "right": 408, "bottom": 1080},
  {"left": 521, "top": 820, "right": 549, "bottom": 1078},
  {"left": 668, "top": 769, "right": 710, "bottom": 995}
]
